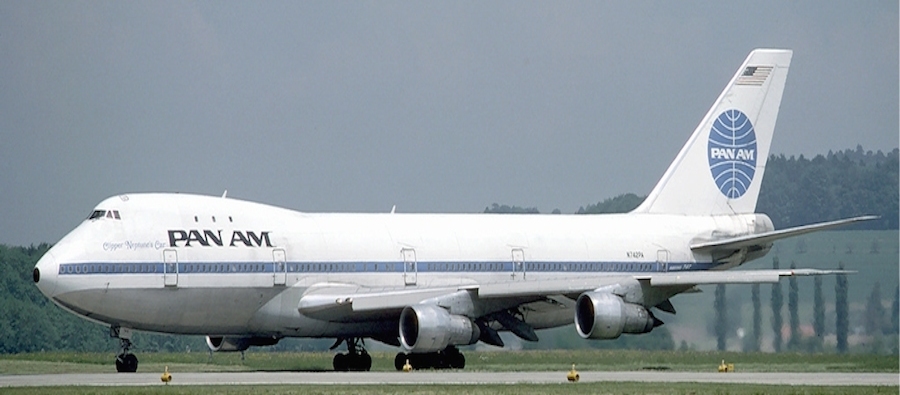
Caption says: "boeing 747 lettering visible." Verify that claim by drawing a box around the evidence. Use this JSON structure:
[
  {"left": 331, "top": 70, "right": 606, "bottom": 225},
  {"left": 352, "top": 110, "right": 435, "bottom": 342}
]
[{"left": 33, "top": 49, "right": 874, "bottom": 372}]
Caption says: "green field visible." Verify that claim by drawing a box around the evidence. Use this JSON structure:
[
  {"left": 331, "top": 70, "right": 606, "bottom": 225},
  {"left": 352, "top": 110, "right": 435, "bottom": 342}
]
[
  {"left": 1, "top": 349, "right": 896, "bottom": 375},
  {"left": 1, "top": 383, "right": 897, "bottom": 395},
  {"left": 2, "top": 348, "right": 897, "bottom": 394}
]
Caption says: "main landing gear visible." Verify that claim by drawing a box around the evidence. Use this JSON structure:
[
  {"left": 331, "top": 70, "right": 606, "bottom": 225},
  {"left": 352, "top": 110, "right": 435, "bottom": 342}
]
[
  {"left": 111, "top": 326, "right": 138, "bottom": 373},
  {"left": 394, "top": 346, "right": 465, "bottom": 370},
  {"left": 331, "top": 337, "right": 372, "bottom": 371}
]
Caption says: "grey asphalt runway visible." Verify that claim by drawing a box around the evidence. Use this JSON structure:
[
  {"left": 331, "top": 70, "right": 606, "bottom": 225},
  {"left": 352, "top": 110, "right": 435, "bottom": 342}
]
[{"left": 1, "top": 371, "right": 897, "bottom": 387}]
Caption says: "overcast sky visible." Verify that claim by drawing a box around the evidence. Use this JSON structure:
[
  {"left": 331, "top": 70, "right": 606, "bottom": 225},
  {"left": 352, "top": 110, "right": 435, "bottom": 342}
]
[{"left": 1, "top": 2, "right": 897, "bottom": 245}]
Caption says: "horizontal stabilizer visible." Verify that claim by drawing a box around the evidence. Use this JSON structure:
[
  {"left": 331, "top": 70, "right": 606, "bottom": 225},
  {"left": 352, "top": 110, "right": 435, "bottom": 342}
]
[{"left": 690, "top": 215, "right": 878, "bottom": 253}]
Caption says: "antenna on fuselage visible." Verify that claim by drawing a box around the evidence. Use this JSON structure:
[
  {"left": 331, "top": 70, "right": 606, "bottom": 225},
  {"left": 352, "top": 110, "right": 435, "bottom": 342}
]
[
  {"left": 222, "top": 190, "right": 228, "bottom": 199},
  {"left": 391, "top": 205, "right": 396, "bottom": 214}
]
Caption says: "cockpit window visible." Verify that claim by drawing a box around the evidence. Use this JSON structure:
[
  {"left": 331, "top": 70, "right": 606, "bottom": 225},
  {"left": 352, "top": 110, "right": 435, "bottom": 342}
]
[{"left": 88, "top": 209, "right": 122, "bottom": 220}]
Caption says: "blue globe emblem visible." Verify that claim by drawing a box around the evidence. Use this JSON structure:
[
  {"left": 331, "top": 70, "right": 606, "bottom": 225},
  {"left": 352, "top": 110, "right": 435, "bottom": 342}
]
[{"left": 708, "top": 109, "right": 757, "bottom": 199}]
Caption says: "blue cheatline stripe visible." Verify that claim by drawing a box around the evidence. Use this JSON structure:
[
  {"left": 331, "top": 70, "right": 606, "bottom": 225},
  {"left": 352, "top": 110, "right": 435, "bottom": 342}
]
[{"left": 57, "top": 260, "right": 719, "bottom": 276}]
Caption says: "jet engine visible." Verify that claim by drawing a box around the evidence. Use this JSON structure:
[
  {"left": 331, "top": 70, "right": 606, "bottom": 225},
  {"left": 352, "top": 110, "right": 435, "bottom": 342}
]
[
  {"left": 399, "top": 305, "right": 480, "bottom": 353},
  {"left": 574, "top": 292, "right": 661, "bottom": 339},
  {"left": 206, "top": 336, "right": 279, "bottom": 352}
]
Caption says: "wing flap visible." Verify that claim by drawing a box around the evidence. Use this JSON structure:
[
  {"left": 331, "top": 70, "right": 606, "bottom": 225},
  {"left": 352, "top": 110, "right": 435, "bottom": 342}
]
[
  {"left": 476, "top": 276, "right": 631, "bottom": 298},
  {"left": 638, "top": 268, "right": 854, "bottom": 286}
]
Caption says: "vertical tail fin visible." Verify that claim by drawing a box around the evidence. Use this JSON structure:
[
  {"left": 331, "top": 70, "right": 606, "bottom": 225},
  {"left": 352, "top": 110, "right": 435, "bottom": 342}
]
[{"left": 633, "top": 49, "right": 792, "bottom": 216}]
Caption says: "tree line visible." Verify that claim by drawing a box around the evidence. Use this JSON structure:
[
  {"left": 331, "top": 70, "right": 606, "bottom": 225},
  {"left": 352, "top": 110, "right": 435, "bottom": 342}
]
[{"left": 756, "top": 147, "right": 898, "bottom": 230}]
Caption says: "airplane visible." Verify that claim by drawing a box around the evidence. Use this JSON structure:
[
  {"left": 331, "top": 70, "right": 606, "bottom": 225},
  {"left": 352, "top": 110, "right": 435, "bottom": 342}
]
[{"left": 33, "top": 48, "right": 874, "bottom": 373}]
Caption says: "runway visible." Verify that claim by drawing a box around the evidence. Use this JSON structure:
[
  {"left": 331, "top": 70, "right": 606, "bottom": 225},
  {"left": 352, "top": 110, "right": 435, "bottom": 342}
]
[{"left": 1, "top": 371, "right": 897, "bottom": 387}]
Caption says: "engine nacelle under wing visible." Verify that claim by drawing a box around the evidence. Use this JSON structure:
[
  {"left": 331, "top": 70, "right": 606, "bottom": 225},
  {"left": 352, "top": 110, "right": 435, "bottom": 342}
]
[
  {"left": 206, "top": 336, "right": 279, "bottom": 352},
  {"left": 574, "top": 292, "right": 661, "bottom": 339},
  {"left": 399, "top": 305, "right": 480, "bottom": 353}
]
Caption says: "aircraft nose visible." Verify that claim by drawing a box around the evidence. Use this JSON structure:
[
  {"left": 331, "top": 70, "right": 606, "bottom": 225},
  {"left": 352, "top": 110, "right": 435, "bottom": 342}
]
[{"left": 34, "top": 250, "right": 58, "bottom": 298}]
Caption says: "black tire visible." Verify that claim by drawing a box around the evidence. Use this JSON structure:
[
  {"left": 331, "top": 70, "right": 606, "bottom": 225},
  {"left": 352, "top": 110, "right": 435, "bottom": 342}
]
[
  {"left": 449, "top": 352, "right": 465, "bottom": 369},
  {"left": 116, "top": 353, "right": 138, "bottom": 373},
  {"left": 394, "top": 353, "right": 407, "bottom": 371},
  {"left": 357, "top": 352, "right": 372, "bottom": 371},
  {"left": 115, "top": 356, "right": 125, "bottom": 373},
  {"left": 333, "top": 353, "right": 348, "bottom": 371},
  {"left": 419, "top": 353, "right": 436, "bottom": 370},
  {"left": 125, "top": 354, "right": 138, "bottom": 372}
]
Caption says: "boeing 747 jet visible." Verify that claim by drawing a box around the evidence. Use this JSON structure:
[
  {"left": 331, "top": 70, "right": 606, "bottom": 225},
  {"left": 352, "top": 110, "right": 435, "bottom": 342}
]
[{"left": 33, "top": 49, "right": 873, "bottom": 372}]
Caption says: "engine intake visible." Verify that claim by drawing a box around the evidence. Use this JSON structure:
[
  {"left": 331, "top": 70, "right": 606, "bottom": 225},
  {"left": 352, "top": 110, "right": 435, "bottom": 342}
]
[
  {"left": 574, "top": 292, "right": 661, "bottom": 339},
  {"left": 399, "top": 305, "right": 479, "bottom": 353},
  {"left": 206, "top": 336, "right": 279, "bottom": 352}
]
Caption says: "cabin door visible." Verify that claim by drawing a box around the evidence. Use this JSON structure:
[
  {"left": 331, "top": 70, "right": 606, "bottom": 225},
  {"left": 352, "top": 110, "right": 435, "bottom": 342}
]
[
  {"left": 657, "top": 250, "right": 669, "bottom": 272},
  {"left": 402, "top": 248, "right": 417, "bottom": 286},
  {"left": 163, "top": 249, "right": 178, "bottom": 287},
  {"left": 511, "top": 248, "right": 525, "bottom": 280},
  {"left": 273, "top": 249, "right": 286, "bottom": 286}
]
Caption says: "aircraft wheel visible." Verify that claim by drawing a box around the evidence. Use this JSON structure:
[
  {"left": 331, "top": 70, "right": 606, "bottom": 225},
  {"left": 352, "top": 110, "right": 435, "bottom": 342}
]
[
  {"left": 356, "top": 352, "right": 372, "bottom": 371},
  {"left": 449, "top": 352, "right": 465, "bottom": 369},
  {"left": 441, "top": 347, "right": 464, "bottom": 369},
  {"left": 115, "top": 353, "right": 139, "bottom": 373},
  {"left": 420, "top": 353, "right": 437, "bottom": 369},
  {"left": 394, "top": 353, "right": 407, "bottom": 371},
  {"left": 333, "top": 353, "right": 348, "bottom": 372}
]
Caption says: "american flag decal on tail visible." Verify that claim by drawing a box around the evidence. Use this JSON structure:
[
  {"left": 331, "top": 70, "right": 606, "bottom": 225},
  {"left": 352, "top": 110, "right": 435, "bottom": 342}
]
[{"left": 736, "top": 65, "right": 772, "bottom": 86}]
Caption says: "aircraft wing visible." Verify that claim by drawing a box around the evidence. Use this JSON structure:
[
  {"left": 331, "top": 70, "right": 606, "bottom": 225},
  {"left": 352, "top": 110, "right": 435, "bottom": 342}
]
[
  {"left": 475, "top": 269, "right": 854, "bottom": 294},
  {"left": 297, "top": 269, "right": 852, "bottom": 323},
  {"left": 690, "top": 215, "right": 877, "bottom": 254}
]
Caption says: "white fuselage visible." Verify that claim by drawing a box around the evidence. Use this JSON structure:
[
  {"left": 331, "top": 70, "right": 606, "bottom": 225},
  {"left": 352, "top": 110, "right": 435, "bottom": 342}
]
[{"left": 34, "top": 193, "right": 772, "bottom": 339}]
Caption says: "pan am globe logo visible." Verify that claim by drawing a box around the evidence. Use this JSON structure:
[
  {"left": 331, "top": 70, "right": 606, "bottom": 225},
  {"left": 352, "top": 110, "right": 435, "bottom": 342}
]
[{"left": 708, "top": 109, "right": 757, "bottom": 199}]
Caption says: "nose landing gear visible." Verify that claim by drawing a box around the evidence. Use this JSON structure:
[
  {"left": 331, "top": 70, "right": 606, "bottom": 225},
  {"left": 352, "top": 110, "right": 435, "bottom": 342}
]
[{"left": 111, "top": 326, "right": 138, "bottom": 373}]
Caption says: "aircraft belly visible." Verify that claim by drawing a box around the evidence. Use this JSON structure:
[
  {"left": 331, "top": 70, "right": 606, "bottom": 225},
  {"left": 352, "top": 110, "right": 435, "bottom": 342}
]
[{"left": 54, "top": 287, "right": 286, "bottom": 335}]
